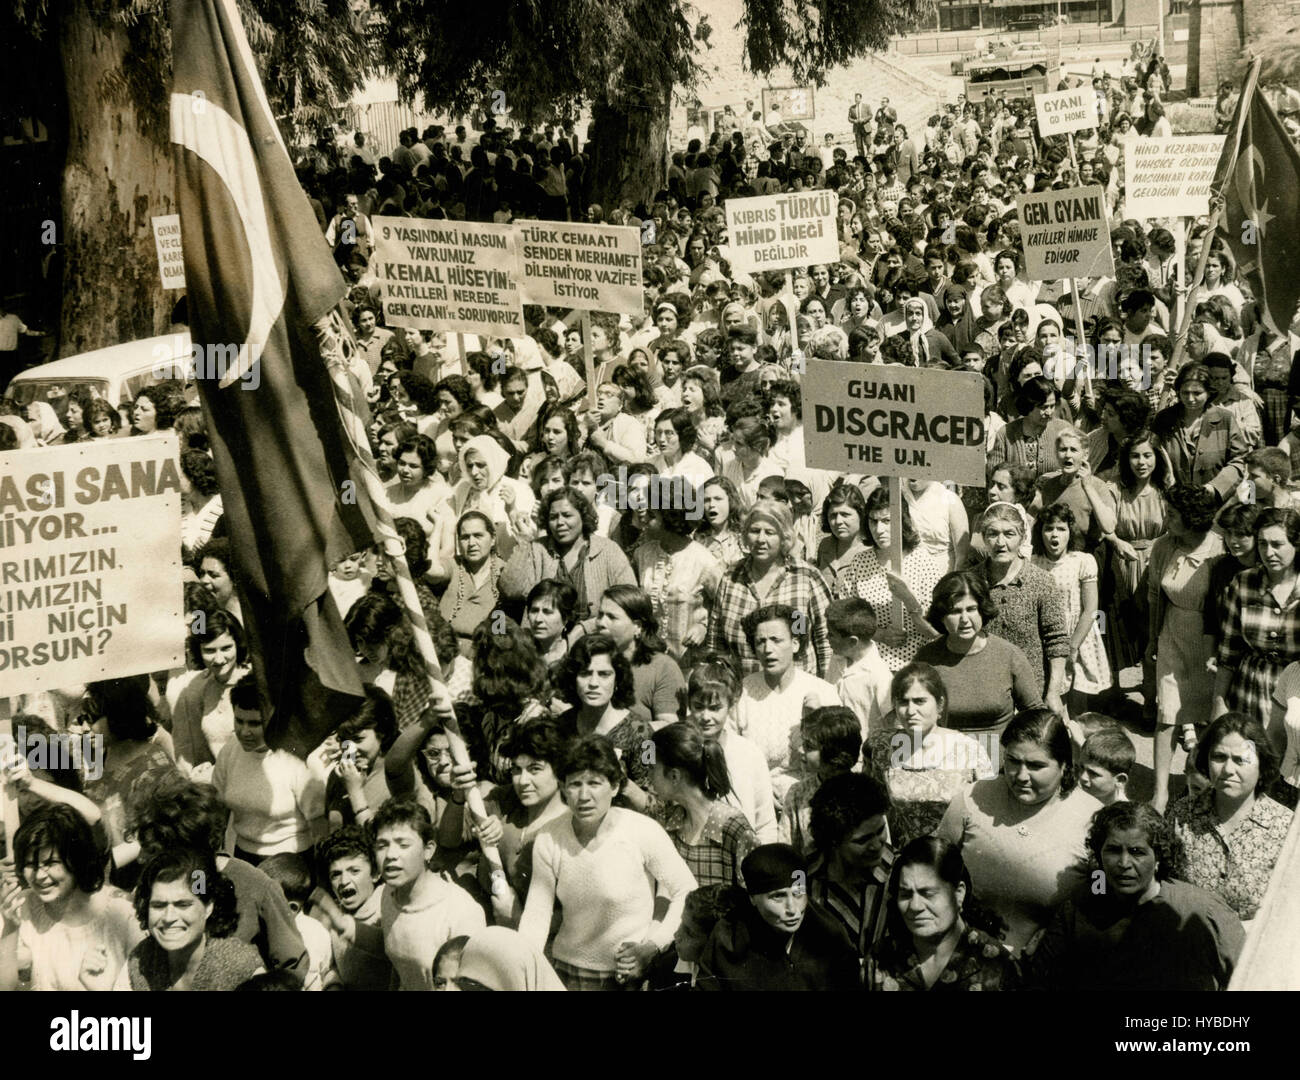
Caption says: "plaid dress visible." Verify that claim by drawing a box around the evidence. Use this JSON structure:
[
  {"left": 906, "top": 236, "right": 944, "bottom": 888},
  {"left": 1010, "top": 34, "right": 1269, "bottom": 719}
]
[
  {"left": 1217, "top": 567, "right": 1300, "bottom": 725},
  {"left": 705, "top": 557, "right": 834, "bottom": 678},
  {"left": 662, "top": 801, "right": 757, "bottom": 889}
]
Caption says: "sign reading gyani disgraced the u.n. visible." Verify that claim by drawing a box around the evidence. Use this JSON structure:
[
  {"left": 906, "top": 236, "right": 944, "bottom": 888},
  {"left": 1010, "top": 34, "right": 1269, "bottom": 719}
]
[
  {"left": 724, "top": 191, "right": 839, "bottom": 274},
  {"left": 373, "top": 217, "right": 524, "bottom": 337},
  {"left": 1016, "top": 184, "right": 1114, "bottom": 282},
  {"left": 0, "top": 434, "right": 185, "bottom": 693},
  {"left": 803, "top": 361, "right": 987, "bottom": 486}
]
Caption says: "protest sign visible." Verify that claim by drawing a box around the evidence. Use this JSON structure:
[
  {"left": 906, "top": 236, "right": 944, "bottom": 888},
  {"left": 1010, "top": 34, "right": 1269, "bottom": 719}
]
[
  {"left": 373, "top": 217, "right": 524, "bottom": 337},
  {"left": 1123, "top": 135, "right": 1227, "bottom": 220},
  {"left": 516, "top": 222, "right": 644, "bottom": 313},
  {"left": 762, "top": 86, "right": 816, "bottom": 121},
  {"left": 803, "top": 361, "right": 987, "bottom": 486},
  {"left": 0, "top": 434, "right": 185, "bottom": 693},
  {"left": 724, "top": 191, "right": 839, "bottom": 275},
  {"left": 152, "top": 214, "right": 186, "bottom": 289},
  {"left": 1033, "top": 87, "right": 1099, "bottom": 137},
  {"left": 1016, "top": 184, "right": 1114, "bottom": 281}
]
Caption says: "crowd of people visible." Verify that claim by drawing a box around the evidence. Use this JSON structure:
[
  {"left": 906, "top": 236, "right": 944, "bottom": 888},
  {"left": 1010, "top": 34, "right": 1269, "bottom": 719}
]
[{"left": 2, "top": 48, "right": 1298, "bottom": 992}]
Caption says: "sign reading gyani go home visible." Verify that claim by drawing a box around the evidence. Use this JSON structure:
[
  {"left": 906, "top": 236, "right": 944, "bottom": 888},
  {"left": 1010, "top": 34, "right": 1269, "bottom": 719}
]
[
  {"left": 724, "top": 191, "right": 839, "bottom": 274},
  {"left": 373, "top": 217, "right": 524, "bottom": 337},
  {"left": 802, "top": 361, "right": 987, "bottom": 486}
]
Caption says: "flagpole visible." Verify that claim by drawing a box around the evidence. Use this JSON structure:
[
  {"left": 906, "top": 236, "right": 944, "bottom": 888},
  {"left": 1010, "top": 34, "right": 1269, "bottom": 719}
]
[
  {"left": 1171, "top": 58, "right": 1261, "bottom": 371},
  {"left": 317, "top": 311, "right": 503, "bottom": 875}
]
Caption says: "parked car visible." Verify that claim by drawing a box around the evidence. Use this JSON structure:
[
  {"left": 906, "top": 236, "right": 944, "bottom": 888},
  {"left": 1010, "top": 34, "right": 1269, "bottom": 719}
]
[{"left": 4, "top": 333, "right": 194, "bottom": 432}]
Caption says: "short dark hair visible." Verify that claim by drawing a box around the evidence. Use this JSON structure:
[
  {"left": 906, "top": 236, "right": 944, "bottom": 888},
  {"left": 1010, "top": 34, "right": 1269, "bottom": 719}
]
[
  {"left": 1088, "top": 802, "right": 1175, "bottom": 879},
  {"left": 315, "top": 824, "right": 376, "bottom": 881},
  {"left": 558, "top": 734, "right": 625, "bottom": 791},
  {"left": 558, "top": 632, "right": 636, "bottom": 709},
  {"left": 824, "top": 597, "right": 877, "bottom": 642},
  {"left": 821, "top": 481, "right": 868, "bottom": 535},
  {"left": 14, "top": 803, "right": 106, "bottom": 895},
  {"left": 132, "top": 774, "right": 229, "bottom": 859},
  {"left": 802, "top": 706, "right": 863, "bottom": 773},
  {"left": 1163, "top": 483, "right": 1219, "bottom": 535},
  {"left": 335, "top": 685, "right": 399, "bottom": 754},
  {"left": 180, "top": 449, "right": 221, "bottom": 498},
  {"left": 540, "top": 485, "right": 599, "bottom": 538},
  {"left": 1001, "top": 708, "right": 1076, "bottom": 795},
  {"left": 741, "top": 602, "right": 807, "bottom": 656},
  {"left": 927, "top": 570, "right": 998, "bottom": 630},
  {"left": 1194, "top": 712, "right": 1279, "bottom": 794},
  {"left": 809, "top": 772, "right": 891, "bottom": 852},
  {"left": 524, "top": 578, "right": 579, "bottom": 633},
  {"left": 85, "top": 676, "right": 158, "bottom": 743},
  {"left": 259, "top": 852, "right": 314, "bottom": 905},
  {"left": 134, "top": 848, "right": 239, "bottom": 938},
  {"left": 1082, "top": 728, "right": 1136, "bottom": 777},
  {"left": 861, "top": 484, "right": 919, "bottom": 553},
  {"left": 371, "top": 797, "right": 436, "bottom": 845}
]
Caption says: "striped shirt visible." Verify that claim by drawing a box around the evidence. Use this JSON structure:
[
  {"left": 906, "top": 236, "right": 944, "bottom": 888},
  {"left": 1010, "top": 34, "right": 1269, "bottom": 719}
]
[{"left": 807, "top": 846, "right": 894, "bottom": 960}]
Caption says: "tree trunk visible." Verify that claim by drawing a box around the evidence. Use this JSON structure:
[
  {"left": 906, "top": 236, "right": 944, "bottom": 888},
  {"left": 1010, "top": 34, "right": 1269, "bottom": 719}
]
[
  {"left": 586, "top": 86, "right": 671, "bottom": 215},
  {"left": 57, "top": 0, "right": 175, "bottom": 358}
]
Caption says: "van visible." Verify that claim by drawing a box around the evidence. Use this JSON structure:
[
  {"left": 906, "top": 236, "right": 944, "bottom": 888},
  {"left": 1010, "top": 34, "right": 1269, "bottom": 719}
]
[{"left": 4, "top": 333, "right": 194, "bottom": 430}]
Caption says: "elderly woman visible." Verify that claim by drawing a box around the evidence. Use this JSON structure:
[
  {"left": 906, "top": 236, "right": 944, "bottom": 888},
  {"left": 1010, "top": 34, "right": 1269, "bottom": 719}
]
[
  {"left": 1151, "top": 362, "right": 1247, "bottom": 500},
  {"left": 915, "top": 571, "right": 1043, "bottom": 737},
  {"left": 518, "top": 736, "right": 695, "bottom": 990},
  {"left": 863, "top": 663, "right": 998, "bottom": 847},
  {"left": 867, "top": 837, "right": 1016, "bottom": 991},
  {"left": 705, "top": 499, "right": 834, "bottom": 678},
  {"left": 1024, "top": 802, "right": 1245, "bottom": 990},
  {"left": 499, "top": 485, "right": 636, "bottom": 624},
  {"left": 1212, "top": 508, "right": 1300, "bottom": 735},
  {"left": 968, "top": 502, "right": 1069, "bottom": 715},
  {"left": 439, "top": 434, "right": 534, "bottom": 564},
  {"left": 438, "top": 510, "right": 505, "bottom": 655},
  {"left": 936, "top": 709, "right": 1096, "bottom": 955},
  {"left": 1147, "top": 484, "right": 1224, "bottom": 810},
  {"left": 1168, "top": 713, "right": 1293, "bottom": 923},
  {"left": 839, "top": 487, "right": 944, "bottom": 671}
]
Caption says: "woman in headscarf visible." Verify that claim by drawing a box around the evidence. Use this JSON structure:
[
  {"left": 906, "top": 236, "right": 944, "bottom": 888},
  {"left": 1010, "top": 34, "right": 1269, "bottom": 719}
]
[
  {"left": 455, "top": 926, "right": 565, "bottom": 990},
  {"left": 438, "top": 434, "right": 535, "bottom": 567}
]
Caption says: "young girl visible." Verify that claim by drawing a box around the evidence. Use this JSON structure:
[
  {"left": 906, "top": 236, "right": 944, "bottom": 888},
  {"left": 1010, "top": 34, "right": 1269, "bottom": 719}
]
[
  {"left": 1101, "top": 429, "right": 1168, "bottom": 718},
  {"left": 1031, "top": 504, "right": 1112, "bottom": 720},
  {"left": 685, "top": 658, "right": 777, "bottom": 843},
  {"left": 695, "top": 476, "right": 746, "bottom": 569}
]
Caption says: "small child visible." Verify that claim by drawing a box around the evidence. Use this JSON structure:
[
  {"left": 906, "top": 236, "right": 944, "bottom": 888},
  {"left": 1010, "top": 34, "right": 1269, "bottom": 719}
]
[
  {"left": 327, "top": 549, "right": 372, "bottom": 622},
  {"left": 1078, "top": 727, "right": 1136, "bottom": 806},
  {"left": 779, "top": 706, "right": 863, "bottom": 855},
  {"left": 432, "top": 935, "right": 470, "bottom": 990},
  {"left": 260, "top": 852, "right": 336, "bottom": 991},
  {"left": 686, "top": 657, "right": 777, "bottom": 843},
  {"left": 1031, "top": 503, "right": 1112, "bottom": 719},
  {"left": 824, "top": 598, "right": 892, "bottom": 735}
]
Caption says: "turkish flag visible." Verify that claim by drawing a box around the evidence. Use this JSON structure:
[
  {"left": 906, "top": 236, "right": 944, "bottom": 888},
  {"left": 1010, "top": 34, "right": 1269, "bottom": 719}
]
[
  {"left": 1214, "top": 71, "right": 1300, "bottom": 335},
  {"left": 169, "top": 0, "right": 375, "bottom": 752}
]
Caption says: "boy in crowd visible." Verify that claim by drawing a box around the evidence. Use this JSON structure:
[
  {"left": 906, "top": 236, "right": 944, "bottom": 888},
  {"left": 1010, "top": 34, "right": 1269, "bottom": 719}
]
[
  {"left": 260, "top": 853, "right": 335, "bottom": 990},
  {"left": 780, "top": 706, "right": 864, "bottom": 855},
  {"left": 1078, "top": 728, "right": 1136, "bottom": 806},
  {"left": 372, "top": 799, "right": 485, "bottom": 990},
  {"left": 824, "top": 598, "right": 892, "bottom": 734},
  {"left": 310, "top": 826, "right": 391, "bottom": 991}
]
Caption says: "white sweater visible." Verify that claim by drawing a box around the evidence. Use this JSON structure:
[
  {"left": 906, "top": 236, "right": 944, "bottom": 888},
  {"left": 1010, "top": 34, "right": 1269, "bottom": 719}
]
[{"left": 519, "top": 807, "right": 696, "bottom": 972}]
